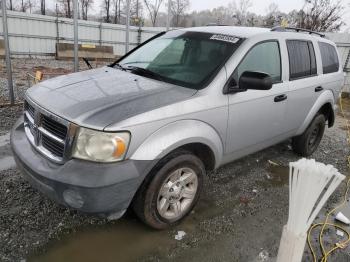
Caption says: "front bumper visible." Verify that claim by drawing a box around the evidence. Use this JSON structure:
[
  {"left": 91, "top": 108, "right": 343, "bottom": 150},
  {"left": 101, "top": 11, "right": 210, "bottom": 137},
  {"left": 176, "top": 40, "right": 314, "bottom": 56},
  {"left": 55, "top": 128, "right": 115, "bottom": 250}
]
[{"left": 11, "top": 117, "right": 156, "bottom": 218}]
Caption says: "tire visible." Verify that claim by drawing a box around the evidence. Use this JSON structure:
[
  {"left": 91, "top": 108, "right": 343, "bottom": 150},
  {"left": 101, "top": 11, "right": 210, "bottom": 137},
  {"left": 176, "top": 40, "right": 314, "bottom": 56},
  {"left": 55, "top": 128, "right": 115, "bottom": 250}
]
[
  {"left": 132, "top": 150, "right": 205, "bottom": 229},
  {"left": 292, "top": 114, "right": 326, "bottom": 157}
]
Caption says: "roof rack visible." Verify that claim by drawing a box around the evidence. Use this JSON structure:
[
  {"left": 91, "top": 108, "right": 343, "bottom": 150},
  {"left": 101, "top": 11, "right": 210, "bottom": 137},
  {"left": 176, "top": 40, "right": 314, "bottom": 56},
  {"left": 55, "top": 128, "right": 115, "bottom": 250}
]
[
  {"left": 206, "top": 23, "right": 230, "bottom": 26},
  {"left": 271, "top": 26, "right": 325, "bottom": 38}
]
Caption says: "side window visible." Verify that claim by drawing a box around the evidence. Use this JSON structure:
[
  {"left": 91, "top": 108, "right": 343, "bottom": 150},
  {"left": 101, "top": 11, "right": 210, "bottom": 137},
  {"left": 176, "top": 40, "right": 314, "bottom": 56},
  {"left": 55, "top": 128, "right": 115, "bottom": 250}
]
[
  {"left": 233, "top": 41, "right": 281, "bottom": 84},
  {"left": 287, "top": 40, "right": 317, "bottom": 80},
  {"left": 318, "top": 42, "right": 339, "bottom": 74}
]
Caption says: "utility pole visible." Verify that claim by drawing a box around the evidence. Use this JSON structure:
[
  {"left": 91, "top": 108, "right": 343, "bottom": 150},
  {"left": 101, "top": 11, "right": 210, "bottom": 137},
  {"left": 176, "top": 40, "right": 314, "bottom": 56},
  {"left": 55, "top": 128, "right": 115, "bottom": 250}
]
[
  {"left": 2, "top": 0, "right": 14, "bottom": 104},
  {"left": 73, "top": 0, "right": 79, "bottom": 72},
  {"left": 125, "top": 0, "right": 130, "bottom": 53}
]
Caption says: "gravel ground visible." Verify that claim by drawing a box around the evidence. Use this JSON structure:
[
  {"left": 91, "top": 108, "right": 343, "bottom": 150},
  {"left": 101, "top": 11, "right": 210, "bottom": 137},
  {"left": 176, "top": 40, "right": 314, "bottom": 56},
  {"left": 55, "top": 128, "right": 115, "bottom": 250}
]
[
  {"left": 0, "top": 58, "right": 350, "bottom": 262},
  {"left": 0, "top": 58, "right": 109, "bottom": 103}
]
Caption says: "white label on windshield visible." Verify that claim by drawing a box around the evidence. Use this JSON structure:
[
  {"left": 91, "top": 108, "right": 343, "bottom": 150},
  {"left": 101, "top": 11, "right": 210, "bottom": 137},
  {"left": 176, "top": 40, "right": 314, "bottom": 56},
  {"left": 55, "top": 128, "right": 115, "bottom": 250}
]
[{"left": 210, "top": 34, "right": 240, "bottom": 43}]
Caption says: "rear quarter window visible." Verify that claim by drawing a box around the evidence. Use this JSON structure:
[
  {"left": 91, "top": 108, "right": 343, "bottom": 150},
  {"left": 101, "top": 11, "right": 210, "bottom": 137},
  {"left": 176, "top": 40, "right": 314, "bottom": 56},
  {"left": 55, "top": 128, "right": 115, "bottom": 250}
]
[
  {"left": 286, "top": 40, "right": 317, "bottom": 80},
  {"left": 318, "top": 42, "right": 339, "bottom": 74}
]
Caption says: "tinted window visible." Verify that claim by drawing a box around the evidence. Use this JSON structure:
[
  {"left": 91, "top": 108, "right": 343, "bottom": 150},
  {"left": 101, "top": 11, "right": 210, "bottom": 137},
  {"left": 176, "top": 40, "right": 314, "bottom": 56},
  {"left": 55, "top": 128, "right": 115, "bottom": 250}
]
[
  {"left": 287, "top": 40, "right": 317, "bottom": 80},
  {"left": 233, "top": 41, "right": 281, "bottom": 83},
  {"left": 309, "top": 42, "right": 317, "bottom": 75},
  {"left": 319, "top": 42, "right": 339, "bottom": 74}
]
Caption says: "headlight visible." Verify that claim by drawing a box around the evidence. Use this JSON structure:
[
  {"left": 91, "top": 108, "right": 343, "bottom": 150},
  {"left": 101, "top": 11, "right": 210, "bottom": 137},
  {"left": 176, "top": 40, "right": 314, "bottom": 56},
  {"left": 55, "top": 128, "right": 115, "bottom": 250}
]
[{"left": 72, "top": 127, "right": 130, "bottom": 162}]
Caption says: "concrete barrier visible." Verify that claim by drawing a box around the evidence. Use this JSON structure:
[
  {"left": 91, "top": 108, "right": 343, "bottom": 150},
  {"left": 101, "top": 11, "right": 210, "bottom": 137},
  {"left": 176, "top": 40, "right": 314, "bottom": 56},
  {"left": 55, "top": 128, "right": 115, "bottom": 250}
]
[
  {"left": 56, "top": 43, "right": 116, "bottom": 60},
  {"left": 0, "top": 40, "right": 6, "bottom": 57}
]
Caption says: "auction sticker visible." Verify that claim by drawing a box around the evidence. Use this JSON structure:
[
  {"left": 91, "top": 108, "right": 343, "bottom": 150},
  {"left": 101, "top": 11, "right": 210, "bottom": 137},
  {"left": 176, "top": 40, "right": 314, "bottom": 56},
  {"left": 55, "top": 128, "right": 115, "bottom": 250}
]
[{"left": 210, "top": 34, "right": 240, "bottom": 44}]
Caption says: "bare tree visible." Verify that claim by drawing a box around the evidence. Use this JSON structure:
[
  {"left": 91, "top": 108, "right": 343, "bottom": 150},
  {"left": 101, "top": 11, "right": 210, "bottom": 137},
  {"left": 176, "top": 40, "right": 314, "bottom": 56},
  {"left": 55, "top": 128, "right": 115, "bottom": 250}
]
[
  {"left": 40, "top": 0, "right": 45, "bottom": 14},
  {"left": 58, "top": 0, "right": 72, "bottom": 18},
  {"left": 104, "top": 0, "right": 111, "bottom": 22},
  {"left": 297, "top": 0, "right": 344, "bottom": 32},
  {"left": 80, "top": 0, "right": 93, "bottom": 20},
  {"left": 169, "top": 0, "right": 189, "bottom": 27},
  {"left": 20, "top": 0, "right": 28, "bottom": 11},
  {"left": 263, "top": 2, "right": 280, "bottom": 27},
  {"left": 230, "top": 0, "right": 253, "bottom": 26},
  {"left": 27, "top": 0, "right": 35, "bottom": 13},
  {"left": 130, "top": 0, "right": 144, "bottom": 25},
  {"left": 113, "top": 0, "right": 123, "bottom": 23},
  {"left": 8, "top": 0, "right": 14, "bottom": 10},
  {"left": 143, "top": 0, "right": 163, "bottom": 26}
]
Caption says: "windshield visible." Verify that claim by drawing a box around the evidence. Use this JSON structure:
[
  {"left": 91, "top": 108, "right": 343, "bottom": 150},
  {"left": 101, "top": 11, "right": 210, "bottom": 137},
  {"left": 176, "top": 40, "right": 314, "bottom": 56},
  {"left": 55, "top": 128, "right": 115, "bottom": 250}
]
[{"left": 116, "top": 31, "right": 243, "bottom": 89}]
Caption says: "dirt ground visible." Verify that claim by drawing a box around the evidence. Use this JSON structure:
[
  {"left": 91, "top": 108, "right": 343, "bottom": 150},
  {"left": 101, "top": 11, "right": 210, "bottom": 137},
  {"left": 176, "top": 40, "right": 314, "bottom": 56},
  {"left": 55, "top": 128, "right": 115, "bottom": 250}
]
[{"left": 0, "top": 59, "right": 350, "bottom": 262}]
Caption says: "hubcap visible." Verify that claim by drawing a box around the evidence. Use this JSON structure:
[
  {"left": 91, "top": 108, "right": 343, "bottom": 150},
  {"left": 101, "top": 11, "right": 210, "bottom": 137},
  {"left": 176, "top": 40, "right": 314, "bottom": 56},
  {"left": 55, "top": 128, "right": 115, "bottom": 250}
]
[{"left": 157, "top": 167, "right": 198, "bottom": 220}]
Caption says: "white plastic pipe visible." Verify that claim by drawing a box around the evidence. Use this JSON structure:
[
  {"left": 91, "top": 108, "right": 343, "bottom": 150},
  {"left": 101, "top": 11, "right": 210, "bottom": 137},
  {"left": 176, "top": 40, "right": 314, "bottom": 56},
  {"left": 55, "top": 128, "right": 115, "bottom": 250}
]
[{"left": 277, "top": 158, "right": 345, "bottom": 262}]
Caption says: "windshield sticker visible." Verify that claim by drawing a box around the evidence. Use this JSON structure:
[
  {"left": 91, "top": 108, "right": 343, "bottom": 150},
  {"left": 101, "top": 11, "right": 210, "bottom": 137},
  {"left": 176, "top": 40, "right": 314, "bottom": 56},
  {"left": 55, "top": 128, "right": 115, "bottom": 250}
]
[{"left": 210, "top": 34, "right": 240, "bottom": 43}]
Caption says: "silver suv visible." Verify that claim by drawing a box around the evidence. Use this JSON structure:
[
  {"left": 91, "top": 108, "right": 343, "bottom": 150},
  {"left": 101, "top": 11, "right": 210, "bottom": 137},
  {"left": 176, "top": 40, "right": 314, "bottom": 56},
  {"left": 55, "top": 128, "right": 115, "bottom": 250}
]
[{"left": 11, "top": 26, "right": 343, "bottom": 229}]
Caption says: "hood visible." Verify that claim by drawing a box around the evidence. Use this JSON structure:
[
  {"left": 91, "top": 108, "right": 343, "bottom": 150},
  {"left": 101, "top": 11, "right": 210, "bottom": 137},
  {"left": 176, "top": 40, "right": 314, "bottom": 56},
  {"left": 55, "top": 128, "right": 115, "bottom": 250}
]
[{"left": 26, "top": 67, "right": 197, "bottom": 130}]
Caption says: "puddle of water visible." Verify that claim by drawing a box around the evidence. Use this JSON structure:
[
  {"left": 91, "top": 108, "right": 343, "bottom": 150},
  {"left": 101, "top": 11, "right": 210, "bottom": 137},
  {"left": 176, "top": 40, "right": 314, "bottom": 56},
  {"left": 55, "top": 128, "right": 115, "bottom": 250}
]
[
  {"left": 256, "top": 165, "right": 289, "bottom": 188},
  {"left": 266, "top": 165, "right": 289, "bottom": 186},
  {"left": 0, "top": 156, "right": 16, "bottom": 171},
  {"left": 30, "top": 220, "right": 175, "bottom": 262},
  {"left": 29, "top": 194, "right": 224, "bottom": 262}
]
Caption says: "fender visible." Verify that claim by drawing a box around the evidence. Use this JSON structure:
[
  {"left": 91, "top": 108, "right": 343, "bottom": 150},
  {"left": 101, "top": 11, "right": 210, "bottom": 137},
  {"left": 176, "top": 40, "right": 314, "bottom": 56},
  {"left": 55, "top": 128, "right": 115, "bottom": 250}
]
[
  {"left": 130, "top": 119, "right": 224, "bottom": 168},
  {"left": 296, "top": 90, "right": 335, "bottom": 135}
]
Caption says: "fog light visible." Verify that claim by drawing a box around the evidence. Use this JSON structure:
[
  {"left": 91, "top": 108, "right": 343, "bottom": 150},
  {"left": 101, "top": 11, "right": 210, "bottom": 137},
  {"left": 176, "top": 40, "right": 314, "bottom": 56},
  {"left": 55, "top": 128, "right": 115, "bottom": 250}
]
[{"left": 63, "top": 189, "right": 84, "bottom": 208}]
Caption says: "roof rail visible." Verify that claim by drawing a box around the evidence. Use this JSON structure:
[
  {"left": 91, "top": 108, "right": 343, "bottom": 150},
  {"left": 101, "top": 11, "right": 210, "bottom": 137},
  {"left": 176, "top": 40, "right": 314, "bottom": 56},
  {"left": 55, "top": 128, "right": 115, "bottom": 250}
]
[{"left": 271, "top": 26, "right": 325, "bottom": 38}]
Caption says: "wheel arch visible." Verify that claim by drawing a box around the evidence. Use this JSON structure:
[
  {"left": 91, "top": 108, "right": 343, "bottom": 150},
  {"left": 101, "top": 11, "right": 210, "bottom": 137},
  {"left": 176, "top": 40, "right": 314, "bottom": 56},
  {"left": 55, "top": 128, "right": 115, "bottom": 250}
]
[
  {"left": 130, "top": 119, "right": 223, "bottom": 170},
  {"left": 318, "top": 102, "right": 335, "bottom": 127},
  {"left": 296, "top": 90, "right": 335, "bottom": 135}
]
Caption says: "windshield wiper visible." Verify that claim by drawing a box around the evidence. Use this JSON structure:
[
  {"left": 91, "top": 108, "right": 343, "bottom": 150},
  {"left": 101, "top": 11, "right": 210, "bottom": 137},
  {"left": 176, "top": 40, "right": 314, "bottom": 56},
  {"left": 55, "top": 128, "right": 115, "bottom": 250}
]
[
  {"left": 114, "top": 63, "right": 127, "bottom": 71},
  {"left": 126, "top": 66, "right": 165, "bottom": 81}
]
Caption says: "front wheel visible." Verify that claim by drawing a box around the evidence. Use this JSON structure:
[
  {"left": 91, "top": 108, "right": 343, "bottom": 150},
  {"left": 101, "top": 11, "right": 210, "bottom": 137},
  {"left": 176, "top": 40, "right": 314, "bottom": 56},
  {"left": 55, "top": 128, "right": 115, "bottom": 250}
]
[
  {"left": 133, "top": 150, "right": 205, "bottom": 229},
  {"left": 292, "top": 114, "right": 326, "bottom": 157}
]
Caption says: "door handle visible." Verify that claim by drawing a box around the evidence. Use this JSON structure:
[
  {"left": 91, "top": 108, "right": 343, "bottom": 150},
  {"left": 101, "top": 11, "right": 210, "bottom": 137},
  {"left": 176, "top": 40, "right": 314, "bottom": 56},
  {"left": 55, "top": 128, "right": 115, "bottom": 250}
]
[
  {"left": 315, "top": 86, "right": 323, "bottom": 92},
  {"left": 274, "top": 94, "right": 287, "bottom": 102}
]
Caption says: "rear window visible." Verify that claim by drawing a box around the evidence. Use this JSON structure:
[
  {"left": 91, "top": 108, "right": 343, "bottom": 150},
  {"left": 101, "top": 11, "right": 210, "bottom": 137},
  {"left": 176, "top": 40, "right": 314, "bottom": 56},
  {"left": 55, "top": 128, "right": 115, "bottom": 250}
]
[
  {"left": 286, "top": 40, "right": 317, "bottom": 80},
  {"left": 318, "top": 42, "right": 339, "bottom": 74}
]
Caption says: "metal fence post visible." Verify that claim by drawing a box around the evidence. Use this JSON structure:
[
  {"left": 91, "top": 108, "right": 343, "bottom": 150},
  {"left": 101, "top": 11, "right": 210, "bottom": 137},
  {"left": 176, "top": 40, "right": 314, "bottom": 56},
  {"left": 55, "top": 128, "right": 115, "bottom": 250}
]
[
  {"left": 137, "top": 26, "right": 141, "bottom": 45},
  {"left": 2, "top": 0, "right": 14, "bottom": 104},
  {"left": 125, "top": 0, "right": 130, "bottom": 53},
  {"left": 55, "top": 4, "right": 59, "bottom": 44},
  {"left": 166, "top": 0, "right": 171, "bottom": 31},
  {"left": 73, "top": 0, "right": 78, "bottom": 72},
  {"left": 99, "top": 21, "right": 102, "bottom": 46}
]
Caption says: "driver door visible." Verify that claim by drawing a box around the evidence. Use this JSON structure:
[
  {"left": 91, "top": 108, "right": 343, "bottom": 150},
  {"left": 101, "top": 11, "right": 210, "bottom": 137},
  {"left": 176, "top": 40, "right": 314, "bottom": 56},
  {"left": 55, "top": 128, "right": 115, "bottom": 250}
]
[{"left": 226, "top": 40, "right": 289, "bottom": 156}]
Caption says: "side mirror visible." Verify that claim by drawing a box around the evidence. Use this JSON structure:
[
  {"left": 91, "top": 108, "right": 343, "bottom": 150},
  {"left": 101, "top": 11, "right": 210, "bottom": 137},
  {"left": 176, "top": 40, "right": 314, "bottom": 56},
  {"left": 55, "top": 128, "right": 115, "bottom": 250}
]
[{"left": 239, "top": 71, "right": 273, "bottom": 91}]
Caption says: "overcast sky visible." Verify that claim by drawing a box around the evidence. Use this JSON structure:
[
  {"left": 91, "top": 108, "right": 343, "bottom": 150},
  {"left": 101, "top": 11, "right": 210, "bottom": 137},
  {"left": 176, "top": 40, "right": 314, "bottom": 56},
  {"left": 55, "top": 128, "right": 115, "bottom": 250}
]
[{"left": 188, "top": 0, "right": 305, "bottom": 14}]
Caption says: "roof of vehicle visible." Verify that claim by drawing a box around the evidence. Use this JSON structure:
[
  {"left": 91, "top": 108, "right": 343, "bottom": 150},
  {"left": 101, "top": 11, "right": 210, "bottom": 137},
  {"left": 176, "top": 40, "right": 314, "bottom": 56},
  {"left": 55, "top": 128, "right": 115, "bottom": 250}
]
[
  {"left": 182, "top": 26, "right": 270, "bottom": 38},
  {"left": 180, "top": 26, "right": 332, "bottom": 43}
]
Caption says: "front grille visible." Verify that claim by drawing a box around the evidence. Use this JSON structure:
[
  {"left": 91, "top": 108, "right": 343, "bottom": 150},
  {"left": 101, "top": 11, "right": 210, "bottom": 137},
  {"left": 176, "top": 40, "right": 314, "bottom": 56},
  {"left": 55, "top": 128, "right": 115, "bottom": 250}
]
[
  {"left": 42, "top": 133, "right": 65, "bottom": 157},
  {"left": 23, "top": 99, "right": 71, "bottom": 163},
  {"left": 24, "top": 101, "right": 35, "bottom": 119},
  {"left": 27, "top": 117, "right": 37, "bottom": 137},
  {"left": 42, "top": 115, "right": 67, "bottom": 140}
]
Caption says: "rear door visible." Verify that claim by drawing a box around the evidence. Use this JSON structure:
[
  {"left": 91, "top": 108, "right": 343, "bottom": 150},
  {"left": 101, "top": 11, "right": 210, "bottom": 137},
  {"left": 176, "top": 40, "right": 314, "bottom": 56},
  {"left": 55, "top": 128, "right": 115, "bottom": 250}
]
[{"left": 284, "top": 40, "right": 321, "bottom": 133}]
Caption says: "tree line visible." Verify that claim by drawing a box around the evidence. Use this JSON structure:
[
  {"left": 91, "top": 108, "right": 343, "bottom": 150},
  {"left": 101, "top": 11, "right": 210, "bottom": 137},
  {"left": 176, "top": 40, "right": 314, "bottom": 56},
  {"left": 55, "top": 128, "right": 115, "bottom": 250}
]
[{"left": 4, "top": 0, "right": 346, "bottom": 32}]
